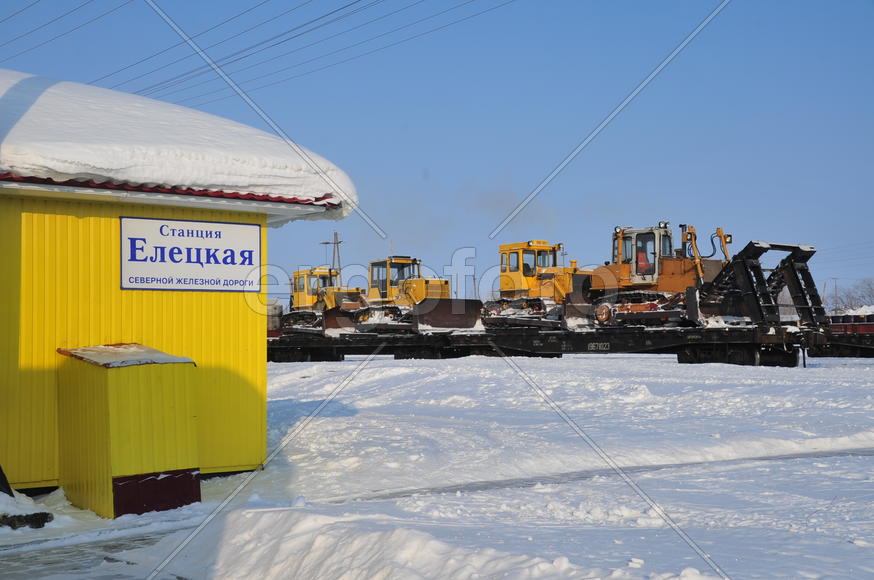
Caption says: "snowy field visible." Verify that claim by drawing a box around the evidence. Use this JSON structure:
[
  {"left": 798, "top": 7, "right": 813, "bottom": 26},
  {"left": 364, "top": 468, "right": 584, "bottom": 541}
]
[{"left": 2, "top": 354, "right": 874, "bottom": 579}]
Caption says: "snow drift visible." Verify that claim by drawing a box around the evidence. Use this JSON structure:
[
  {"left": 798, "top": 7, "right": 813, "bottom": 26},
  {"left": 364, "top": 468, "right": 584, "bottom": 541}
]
[
  {"left": 212, "top": 509, "right": 586, "bottom": 579},
  {"left": 0, "top": 68, "right": 356, "bottom": 220}
]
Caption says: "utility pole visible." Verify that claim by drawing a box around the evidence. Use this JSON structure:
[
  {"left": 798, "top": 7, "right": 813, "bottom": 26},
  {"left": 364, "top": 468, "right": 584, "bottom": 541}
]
[{"left": 320, "top": 232, "right": 343, "bottom": 271}]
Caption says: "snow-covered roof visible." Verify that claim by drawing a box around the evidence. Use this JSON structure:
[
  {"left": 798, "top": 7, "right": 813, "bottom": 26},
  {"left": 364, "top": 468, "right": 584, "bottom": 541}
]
[{"left": 0, "top": 68, "right": 357, "bottom": 226}]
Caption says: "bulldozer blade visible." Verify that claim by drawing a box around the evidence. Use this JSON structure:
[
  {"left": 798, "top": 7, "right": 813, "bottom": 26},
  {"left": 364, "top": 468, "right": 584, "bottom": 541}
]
[
  {"left": 333, "top": 291, "right": 368, "bottom": 311},
  {"left": 562, "top": 301, "right": 594, "bottom": 331},
  {"left": 412, "top": 298, "right": 483, "bottom": 330},
  {"left": 322, "top": 306, "right": 359, "bottom": 331}
]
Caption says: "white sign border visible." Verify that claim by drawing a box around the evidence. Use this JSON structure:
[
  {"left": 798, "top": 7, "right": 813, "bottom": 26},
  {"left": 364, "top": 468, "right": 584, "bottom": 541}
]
[{"left": 119, "top": 216, "right": 262, "bottom": 293}]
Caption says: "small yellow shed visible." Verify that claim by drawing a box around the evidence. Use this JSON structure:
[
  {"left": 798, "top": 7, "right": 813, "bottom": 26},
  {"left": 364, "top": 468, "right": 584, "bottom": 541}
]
[
  {"left": 0, "top": 68, "right": 356, "bottom": 504},
  {"left": 57, "top": 344, "right": 200, "bottom": 518}
]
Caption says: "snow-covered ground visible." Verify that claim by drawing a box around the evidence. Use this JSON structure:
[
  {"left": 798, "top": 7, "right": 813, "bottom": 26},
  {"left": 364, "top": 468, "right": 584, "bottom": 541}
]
[
  {"left": 842, "top": 305, "right": 874, "bottom": 316},
  {"left": 2, "top": 354, "right": 873, "bottom": 579}
]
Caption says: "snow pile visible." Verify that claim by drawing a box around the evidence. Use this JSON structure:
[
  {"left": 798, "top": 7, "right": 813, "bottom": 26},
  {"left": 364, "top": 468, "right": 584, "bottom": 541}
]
[
  {"left": 844, "top": 305, "right": 874, "bottom": 316},
  {"left": 0, "top": 68, "right": 356, "bottom": 219},
  {"left": 212, "top": 509, "right": 587, "bottom": 579},
  {"left": 0, "top": 490, "right": 40, "bottom": 517}
]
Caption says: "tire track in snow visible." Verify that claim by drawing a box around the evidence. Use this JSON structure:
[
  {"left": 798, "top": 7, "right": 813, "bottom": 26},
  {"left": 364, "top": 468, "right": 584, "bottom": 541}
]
[
  {"left": 319, "top": 446, "right": 874, "bottom": 504},
  {"left": 5, "top": 446, "right": 873, "bottom": 559}
]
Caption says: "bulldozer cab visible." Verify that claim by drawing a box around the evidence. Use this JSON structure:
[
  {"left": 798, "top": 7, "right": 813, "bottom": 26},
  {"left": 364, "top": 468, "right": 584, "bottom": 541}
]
[
  {"left": 367, "top": 256, "right": 452, "bottom": 307},
  {"left": 498, "top": 241, "right": 563, "bottom": 299},
  {"left": 291, "top": 267, "right": 340, "bottom": 310},
  {"left": 611, "top": 224, "right": 673, "bottom": 285},
  {"left": 368, "top": 257, "right": 421, "bottom": 301}
]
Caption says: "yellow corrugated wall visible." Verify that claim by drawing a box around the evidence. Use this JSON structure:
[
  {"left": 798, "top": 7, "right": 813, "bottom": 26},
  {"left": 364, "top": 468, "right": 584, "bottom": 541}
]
[
  {"left": 1, "top": 191, "right": 268, "bottom": 488},
  {"left": 57, "top": 356, "right": 113, "bottom": 518},
  {"left": 108, "top": 363, "right": 198, "bottom": 478}
]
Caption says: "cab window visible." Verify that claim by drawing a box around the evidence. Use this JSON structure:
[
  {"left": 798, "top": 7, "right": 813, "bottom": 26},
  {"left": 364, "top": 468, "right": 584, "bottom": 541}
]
[
  {"left": 536, "top": 250, "right": 555, "bottom": 268},
  {"left": 295, "top": 276, "right": 305, "bottom": 292},
  {"left": 661, "top": 234, "right": 672, "bottom": 258},
  {"left": 615, "top": 236, "right": 632, "bottom": 263},
  {"left": 522, "top": 250, "right": 536, "bottom": 277},
  {"left": 508, "top": 252, "right": 519, "bottom": 272},
  {"left": 501, "top": 253, "right": 508, "bottom": 272},
  {"left": 622, "top": 236, "right": 633, "bottom": 264},
  {"left": 390, "top": 262, "right": 416, "bottom": 285},
  {"left": 636, "top": 232, "right": 656, "bottom": 275},
  {"left": 371, "top": 262, "right": 387, "bottom": 296},
  {"left": 308, "top": 276, "right": 320, "bottom": 294}
]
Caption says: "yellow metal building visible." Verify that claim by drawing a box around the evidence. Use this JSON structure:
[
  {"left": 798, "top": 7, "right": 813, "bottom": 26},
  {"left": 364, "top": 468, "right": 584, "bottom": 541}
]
[
  {"left": 0, "top": 68, "right": 355, "bottom": 507},
  {"left": 0, "top": 182, "right": 342, "bottom": 492}
]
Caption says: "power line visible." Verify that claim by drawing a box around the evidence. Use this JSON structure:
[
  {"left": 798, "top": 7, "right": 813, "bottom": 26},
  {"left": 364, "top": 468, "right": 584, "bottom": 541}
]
[
  {"left": 90, "top": 0, "right": 278, "bottom": 84},
  {"left": 812, "top": 240, "right": 874, "bottom": 255},
  {"left": 813, "top": 254, "right": 874, "bottom": 266},
  {"left": 0, "top": 0, "right": 94, "bottom": 50},
  {"left": 191, "top": 0, "right": 517, "bottom": 108},
  {"left": 106, "top": 0, "right": 316, "bottom": 89},
  {"left": 140, "top": 0, "right": 387, "bottom": 98},
  {"left": 0, "top": 0, "right": 42, "bottom": 26},
  {"left": 813, "top": 249, "right": 874, "bottom": 261},
  {"left": 118, "top": 0, "right": 371, "bottom": 95},
  {"left": 161, "top": 0, "right": 431, "bottom": 102},
  {"left": 0, "top": 0, "right": 134, "bottom": 64},
  {"left": 141, "top": 0, "right": 386, "bottom": 238},
  {"left": 224, "top": 0, "right": 479, "bottom": 90}
]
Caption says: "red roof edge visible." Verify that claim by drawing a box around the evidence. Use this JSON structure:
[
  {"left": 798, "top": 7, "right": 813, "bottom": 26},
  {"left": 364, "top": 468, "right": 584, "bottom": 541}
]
[{"left": 0, "top": 172, "right": 340, "bottom": 207}]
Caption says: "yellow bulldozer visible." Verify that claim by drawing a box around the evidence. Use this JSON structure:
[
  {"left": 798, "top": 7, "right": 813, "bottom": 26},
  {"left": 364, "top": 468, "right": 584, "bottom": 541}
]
[
  {"left": 485, "top": 222, "right": 738, "bottom": 327},
  {"left": 366, "top": 256, "right": 451, "bottom": 307},
  {"left": 587, "top": 222, "right": 731, "bottom": 293},
  {"left": 282, "top": 254, "right": 481, "bottom": 332},
  {"left": 583, "top": 222, "right": 733, "bottom": 323},
  {"left": 283, "top": 266, "right": 366, "bottom": 328},
  {"left": 483, "top": 240, "right": 584, "bottom": 325},
  {"left": 353, "top": 256, "right": 481, "bottom": 330}
]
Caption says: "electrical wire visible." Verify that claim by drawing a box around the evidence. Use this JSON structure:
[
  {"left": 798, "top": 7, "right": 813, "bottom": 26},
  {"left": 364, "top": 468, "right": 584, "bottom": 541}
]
[
  {"left": 813, "top": 249, "right": 874, "bottom": 262},
  {"left": 90, "top": 0, "right": 278, "bottom": 84},
  {"left": 160, "top": 0, "right": 431, "bottom": 102},
  {"left": 810, "top": 240, "right": 874, "bottom": 255},
  {"left": 0, "top": 0, "right": 94, "bottom": 50},
  {"left": 0, "top": 0, "right": 134, "bottom": 64},
  {"left": 812, "top": 252, "right": 874, "bottom": 266},
  {"left": 191, "top": 0, "right": 516, "bottom": 108},
  {"left": 106, "top": 0, "right": 318, "bottom": 89},
  {"left": 138, "top": 0, "right": 386, "bottom": 97},
  {"left": 0, "top": 0, "right": 42, "bottom": 26},
  {"left": 117, "top": 0, "right": 371, "bottom": 94}
]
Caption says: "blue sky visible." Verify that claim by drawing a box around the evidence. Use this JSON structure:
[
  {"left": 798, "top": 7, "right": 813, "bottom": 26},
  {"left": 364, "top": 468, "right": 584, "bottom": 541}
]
[{"left": 3, "top": 0, "right": 872, "bottom": 298}]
